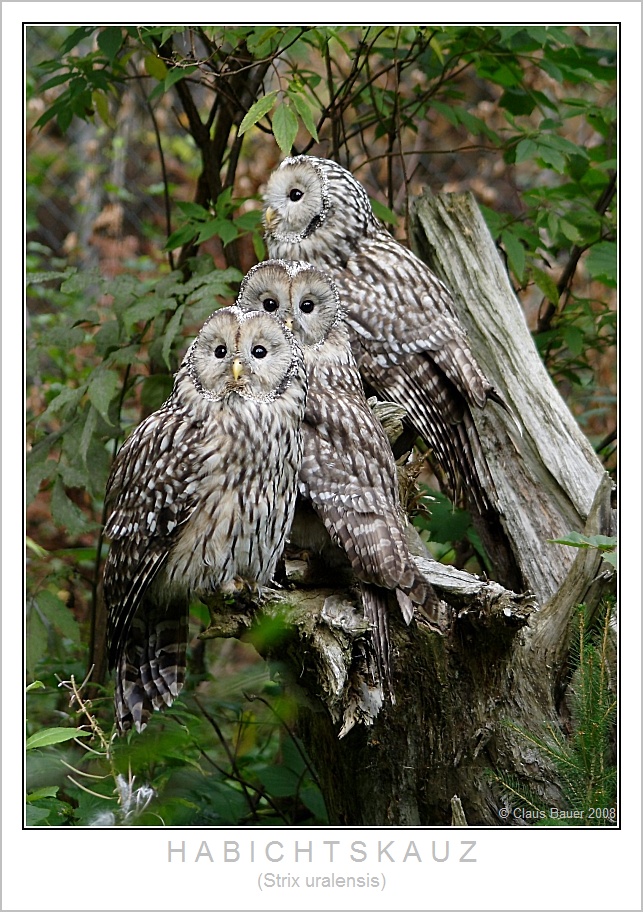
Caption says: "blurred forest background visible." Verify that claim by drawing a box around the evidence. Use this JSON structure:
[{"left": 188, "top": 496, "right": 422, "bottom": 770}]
[{"left": 25, "top": 25, "right": 616, "bottom": 826}]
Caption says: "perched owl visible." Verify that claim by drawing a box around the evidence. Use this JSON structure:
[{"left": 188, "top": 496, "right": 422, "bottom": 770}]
[
  {"left": 262, "top": 155, "right": 510, "bottom": 514},
  {"left": 102, "top": 307, "right": 307, "bottom": 732},
  {"left": 235, "top": 259, "right": 441, "bottom": 697}
]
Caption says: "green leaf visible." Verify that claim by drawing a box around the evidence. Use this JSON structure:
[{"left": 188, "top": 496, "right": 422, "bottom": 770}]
[
  {"left": 558, "top": 219, "right": 583, "bottom": 244},
  {"left": 235, "top": 209, "right": 263, "bottom": 231},
  {"left": 289, "top": 90, "right": 319, "bottom": 141},
  {"left": 562, "top": 325, "right": 584, "bottom": 356},
  {"left": 79, "top": 404, "right": 98, "bottom": 467},
  {"left": 144, "top": 53, "right": 167, "bottom": 80},
  {"left": 531, "top": 265, "right": 560, "bottom": 306},
  {"left": 371, "top": 198, "right": 399, "bottom": 226},
  {"left": 140, "top": 375, "right": 173, "bottom": 412},
  {"left": 88, "top": 368, "right": 120, "bottom": 424},
  {"left": 515, "top": 138, "right": 538, "bottom": 164},
  {"left": 164, "top": 223, "right": 199, "bottom": 252},
  {"left": 40, "top": 71, "right": 74, "bottom": 92},
  {"left": 585, "top": 241, "right": 616, "bottom": 286},
  {"left": 26, "top": 805, "right": 51, "bottom": 826},
  {"left": 27, "top": 787, "right": 60, "bottom": 802},
  {"left": 60, "top": 26, "right": 95, "bottom": 55},
  {"left": 256, "top": 765, "right": 300, "bottom": 797},
  {"left": 253, "top": 232, "right": 266, "bottom": 261},
  {"left": 91, "top": 90, "right": 112, "bottom": 128},
  {"left": 36, "top": 590, "right": 81, "bottom": 645},
  {"left": 123, "top": 294, "right": 179, "bottom": 324},
  {"left": 26, "top": 607, "right": 48, "bottom": 679},
  {"left": 164, "top": 65, "right": 196, "bottom": 92},
  {"left": 26, "top": 680, "right": 46, "bottom": 692},
  {"left": 50, "top": 477, "right": 91, "bottom": 536},
  {"left": 196, "top": 218, "right": 232, "bottom": 244},
  {"left": 272, "top": 102, "right": 299, "bottom": 154},
  {"left": 429, "top": 99, "right": 459, "bottom": 127},
  {"left": 548, "top": 532, "right": 617, "bottom": 552},
  {"left": 501, "top": 230, "right": 526, "bottom": 282},
  {"left": 26, "top": 727, "right": 91, "bottom": 750},
  {"left": 161, "top": 303, "right": 186, "bottom": 370},
  {"left": 176, "top": 201, "right": 210, "bottom": 220},
  {"left": 300, "top": 785, "right": 328, "bottom": 821},
  {"left": 198, "top": 218, "right": 238, "bottom": 246},
  {"left": 239, "top": 91, "right": 278, "bottom": 136},
  {"left": 536, "top": 145, "right": 566, "bottom": 172},
  {"left": 420, "top": 491, "right": 472, "bottom": 543},
  {"left": 97, "top": 26, "right": 124, "bottom": 62},
  {"left": 36, "top": 386, "right": 85, "bottom": 427},
  {"left": 499, "top": 89, "right": 537, "bottom": 116}
]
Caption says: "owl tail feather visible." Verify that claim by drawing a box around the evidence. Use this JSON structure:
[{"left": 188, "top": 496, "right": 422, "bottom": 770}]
[
  {"left": 360, "top": 582, "right": 395, "bottom": 704},
  {"left": 114, "top": 600, "right": 189, "bottom": 733}
]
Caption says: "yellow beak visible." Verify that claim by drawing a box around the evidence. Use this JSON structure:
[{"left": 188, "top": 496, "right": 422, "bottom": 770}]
[
  {"left": 232, "top": 358, "right": 244, "bottom": 381},
  {"left": 264, "top": 206, "right": 276, "bottom": 227},
  {"left": 284, "top": 317, "right": 293, "bottom": 331}
]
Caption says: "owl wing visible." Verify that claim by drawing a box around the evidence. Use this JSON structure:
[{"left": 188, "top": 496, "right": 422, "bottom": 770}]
[
  {"left": 103, "top": 404, "right": 203, "bottom": 667},
  {"left": 357, "top": 345, "right": 495, "bottom": 512},
  {"left": 340, "top": 232, "right": 497, "bottom": 408},
  {"left": 300, "top": 376, "right": 408, "bottom": 591},
  {"left": 300, "top": 359, "right": 436, "bottom": 611},
  {"left": 300, "top": 360, "right": 442, "bottom": 697},
  {"left": 334, "top": 233, "right": 506, "bottom": 510}
]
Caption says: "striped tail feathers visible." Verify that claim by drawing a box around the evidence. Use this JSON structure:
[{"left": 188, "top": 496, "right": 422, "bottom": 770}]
[
  {"left": 114, "top": 599, "right": 189, "bottom": 733},
  {"left": 360, "top": 583, "right": 395, "bottom": 704}
]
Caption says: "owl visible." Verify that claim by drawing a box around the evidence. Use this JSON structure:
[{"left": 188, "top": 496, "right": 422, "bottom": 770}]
[
  {"left": 262, "top": 155, "right": 511, "bottom": 514},
  {"left": 102, "top": 307, "right": 307, "bottom": 732},
  {"left": 235, "top": 259, "right": 441, "bottom": 697}
]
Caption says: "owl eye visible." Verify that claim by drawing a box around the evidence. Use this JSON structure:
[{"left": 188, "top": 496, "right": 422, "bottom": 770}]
[
  {"left": 289, "top": 188, "right": 304, "bottom": 202},
  {"left": 214, "top": 345, "right": 227, "bottom": 358},
  {"left": 251, "top": 345, "right": 268, "bottom": 359},
  {"left": 300, "top": 299, "right": 315, "bottom": 314},
  {"left": 262, "top": 298, "right": 279, "bottom": 313}
]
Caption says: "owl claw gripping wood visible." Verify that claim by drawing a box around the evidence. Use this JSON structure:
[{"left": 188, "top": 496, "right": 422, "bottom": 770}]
[{"left": 101, "top": 307, "right": 307, "bottom": 733}]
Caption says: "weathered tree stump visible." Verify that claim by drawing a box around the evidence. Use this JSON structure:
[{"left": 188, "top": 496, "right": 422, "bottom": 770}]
[{"left": 202, "top": 191, "right": 615, "bottom": 826}]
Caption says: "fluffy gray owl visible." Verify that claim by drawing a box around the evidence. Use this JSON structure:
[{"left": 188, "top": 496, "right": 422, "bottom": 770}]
[
  {"left": 235, "top": 259, "right": 440, "bottom": 697},
  {"left": 102, "top": 307, "right": 307, "bottom": 732},
  {"left": 262, "top": 155, "right": 510, "bottom": 514}
]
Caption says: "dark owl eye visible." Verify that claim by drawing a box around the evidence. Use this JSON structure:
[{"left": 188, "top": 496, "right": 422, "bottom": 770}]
[
  {"left": 251, "top": 345, "right": 268, "bottom": 359},
  {"left": 214, "top": 344, "right": 227, "bottom": 358},
  {"left": 300, "top": 299, "right": 315, "bottom": 314},
  {"left": 262, "top": 298, "right": 279, "bottom": 313},
  {"left": 289, "top": 188, "right": 304, "bottom": 202}
]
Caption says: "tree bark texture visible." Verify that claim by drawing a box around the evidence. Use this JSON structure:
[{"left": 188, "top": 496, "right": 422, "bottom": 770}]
[
  {"left": 203, "top": 191, "right": 615, "bottom": 826},
  {"left": 409, "top": 190, "right": 610, "bottom": 605}
]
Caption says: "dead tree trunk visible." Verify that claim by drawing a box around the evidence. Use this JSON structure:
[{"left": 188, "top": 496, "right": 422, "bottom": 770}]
[{"left": 204, "top": 191, "right": 615, "bottom": 826}]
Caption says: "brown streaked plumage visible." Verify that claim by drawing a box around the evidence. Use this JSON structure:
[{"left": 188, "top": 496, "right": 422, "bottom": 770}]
[
  {"left": 236, "top": 259, "right": 441, "bottom": 698},
  {"left": 262, "top": 154, "right": 512, "bottom": 513},
  {"left": 102, "top": 307, "right": 307, "bottom": 732}
]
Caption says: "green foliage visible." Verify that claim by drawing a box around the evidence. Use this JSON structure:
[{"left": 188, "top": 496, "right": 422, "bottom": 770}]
[
  {"left": 25, "top": 660, "right": 328, "bottom": 827},
  {"left": 29, "top": 25, "right": 615, "bottom": 446},
  {"left": 493, "top": 599, "right": 617, "bottom": 825},
  {"left": 414, "top": 488, "right": 491, "bottom": 575},
  {"left": 26, "top": 25, "right": 616, "bottom": 826},
  {"left": 549, "top": 532, "right": 617, "bottom": 569}
]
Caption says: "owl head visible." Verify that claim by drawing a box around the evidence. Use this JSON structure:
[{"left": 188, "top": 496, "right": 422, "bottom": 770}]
[
  {"left": 236, "top": 260, "right": 343, "bottom": 349},
  {"left": 186, "top": 306, "right": 303, "bottom": 403},
  {"left": 262, "top": 156, "right": 377, "bottom": 251}
]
